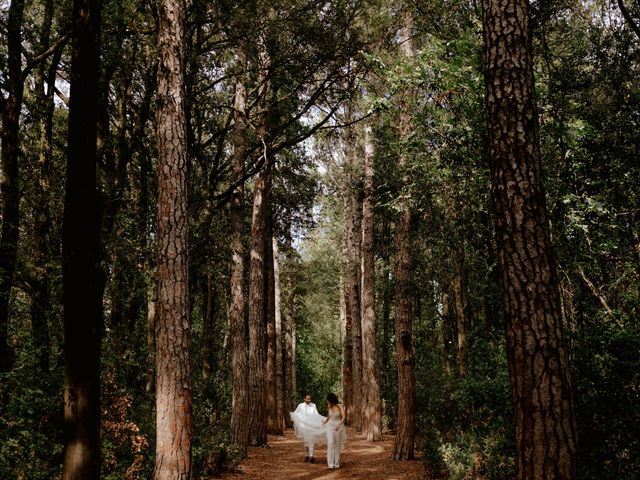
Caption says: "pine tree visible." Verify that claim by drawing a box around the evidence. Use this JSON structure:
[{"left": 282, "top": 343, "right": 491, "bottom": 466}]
[{"left": 482, "top": 0, "right": 579, "bottom": 476}]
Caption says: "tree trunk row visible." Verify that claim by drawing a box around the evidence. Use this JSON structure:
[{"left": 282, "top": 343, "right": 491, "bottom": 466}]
[
  {"left": 241, "top": 155, "right": 295, "bottom": 446},
  {"left": 341, "top": 116, "right": 383, "bottom": 440},
  {"left": 231, "top": 30, "right": 296, "bottom": 450}
]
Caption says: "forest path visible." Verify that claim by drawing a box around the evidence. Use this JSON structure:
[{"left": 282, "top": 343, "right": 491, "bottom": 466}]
[{"left": 220, "top": 426, "right": 426, "bottom": 480}]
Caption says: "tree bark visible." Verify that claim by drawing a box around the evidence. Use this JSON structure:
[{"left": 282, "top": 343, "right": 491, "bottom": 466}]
[
  {"left": 483, "top": 220, "right": 501, "bottom": 336},
  {"left": 380, "top": 218, "right": 392, "bottom": 401},
  {"left": 341, "top": 202, "right": 354, "bottom": 426},
  {"left": 247, "top": 162, "right": 269, "bottom": 446},
  {"left": 340, "top": 270, "right": 352, "bottom": 425},
  {"left": 108, "top": 254, "right": 125, "bottom": 343},
  {"left": 393, "top": 199, "right": 416, "bottom": 459},
  {"left": 273, "top": 238, "right": 286, "bottom": 432},
  {"left": 344, "top": 135, "right": 363, "bottom": 429},
  {"left": 154, "top": 0, "right": 192, "bottom": 477},
  {"left": 30, "top": 0, "right": 58, "bottom": 372},
  {"left": 482, "top": 0, "right": 579, "bottom": 477},
  {"left": 291, "top": 318, "right": 297, "bottom": 407},
  {"left": 146, "top": 284, "right": 156, "bottom": 393},
  {"left": 393, "top": 17, "right": 417, "bottom": 458},
  {"left": 0, "top": 0, "right": 26, "bottom": 373},
  {"left": 61, "top": 0, "right": 102, "bottom": 477},
  {"left": 229, "top": 41, "right": 249, "bottom": 452},
  {"left": 283, "top": 222, "right": 296, "bottom": 428},
  {"left": 247, "top": 31, "right": 272, "bottom": 446},
  {"left": 202, "top": 273, "right": 217, "bottom": 379},
  {"left": 440, "top": 291, "right": 453, "bottom": 376},
  {"left": 265, "top": 204, "right": 280, "bottom": 435},
  {"left": 453, "top": 253, "right": 467, "bottom": 378},
  {"left": 361, "top": 123, "right": 382, "bottom": 441}
]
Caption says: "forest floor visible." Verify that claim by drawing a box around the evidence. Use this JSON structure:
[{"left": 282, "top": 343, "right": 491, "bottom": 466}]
[{"left": 219, "top": 426, "right": 427, "bottom": 480}]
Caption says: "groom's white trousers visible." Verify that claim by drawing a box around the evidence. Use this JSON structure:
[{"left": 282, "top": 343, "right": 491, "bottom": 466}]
[{"left": 304, "top": 441, "right": 314, "bottom": 457}]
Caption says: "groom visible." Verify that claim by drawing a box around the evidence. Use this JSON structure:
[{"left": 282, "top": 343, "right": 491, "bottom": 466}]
[{"left": 293, "top": 392, "right": 319, "bottom": 463}]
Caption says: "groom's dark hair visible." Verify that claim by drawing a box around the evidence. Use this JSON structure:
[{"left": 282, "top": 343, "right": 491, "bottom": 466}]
[{"left": 303, "top": 392, "right": 312, "bottom": 397}]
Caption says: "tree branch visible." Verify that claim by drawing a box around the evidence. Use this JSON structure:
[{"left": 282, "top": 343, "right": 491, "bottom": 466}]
[
  {"left": 617, "top": 0, "right": 640, "bottom": 40},
  {"left": 54, "top": 86, "right": 70, "bottom": 107},
  {"left": 22, "top": 31, "right": 71, "bottom": 81},
  {"left": 576, "top": 265, "right": 617, "bottom": 321}
]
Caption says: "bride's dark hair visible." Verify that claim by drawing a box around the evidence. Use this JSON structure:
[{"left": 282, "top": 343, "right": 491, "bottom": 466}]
[{"left": 326, "top": 392, "right": 340, "bottom": 405}]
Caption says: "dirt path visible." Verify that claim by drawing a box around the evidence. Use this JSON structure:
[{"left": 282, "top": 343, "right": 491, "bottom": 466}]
[{"left": 220, "top": 427, "right": 426, "bottom": 480}]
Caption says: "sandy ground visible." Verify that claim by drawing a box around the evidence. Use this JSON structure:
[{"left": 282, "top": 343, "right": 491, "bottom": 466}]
[{"left": 219, "top": 426, "right": 426, "bottom": 480}]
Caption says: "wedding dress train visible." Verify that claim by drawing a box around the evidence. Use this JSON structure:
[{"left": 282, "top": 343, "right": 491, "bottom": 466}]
[{"left": 290, "top": 409, "right": 327, "bottom": 447}]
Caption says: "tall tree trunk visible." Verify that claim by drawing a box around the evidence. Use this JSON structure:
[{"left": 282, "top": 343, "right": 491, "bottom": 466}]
[
  {"left": 283, "top": 221, "right": 296, "bottom": 428},
  {"left": 440, "top": 291, "right": 453, "bottom": 376},
  {"left": 140, "top": 132, "right": 156, "bottom": 394},
  {"left": 291, "top": 317, "right": 297, "bottom": 407},
  {"left": 340, "top": 271, "right": 352, "bottom": 423},
  {"left": 341, "top": 207, "right": 354, "bottom": 426},
  {"left": 247, "top": 30, "right": 272, "bottom": 446},
  {"left": 265, "top": 204, "right": 280, "bottom": 435},
  {"left": 229, "top": 41, "right": 249, "bottom": 452},
  {"left": 453, "top": 253, "right": 467, "bottom": 378},
  {"left": 273, "top": 238, "right": 286, "bottom": 432},
  {"left": 154, "top": 0, "right": 192, "bottom": 477},
  {"left": 30, "top": 0, "right": 58, "bottom": 371},
  {"left": 146, "top": 283, "right": 156, "bottom": 393},
  {"left": 202, "top": 273, "right": 217, "bottom": 379},
  {"left": 61, "top": 0, "right": 102, "bottom": 476},
  {"left": 247, "top": 163, "right": 269, "bottom": 446},
  {"left": 393, "top": 199, "right": 416, "bottom": 459},
  {"left": 109, "top": 254, "right": 125, "bottom": 342},
  {"left": 361, "top": 123, "right": 382, "bottom": 441},
  {"left": 483, "top": 217, "right": 501, "bottom": 336},
  {"left": 344, "top": 120, "right": 363, "bottom": 429},
  {"left": 345, "top": 183, "right": 363, "bottom": 430},
  {"left": 482, "top": 0, "right": 579, "bottom": 477},
  {"left": 393, "top": 17, "right": 417, "bottom": 458},
  {"left": 380, "top": 218, "right": 392, "bottom": 401},
  {"left": 350, "top": 201, "right": 363, "bottom": 431},
  {"left": 0, "top": 0, "right": 26, "bottom": 373}
]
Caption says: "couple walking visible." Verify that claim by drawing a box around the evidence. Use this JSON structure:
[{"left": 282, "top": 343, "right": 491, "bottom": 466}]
[{"left": 290, "top": 392, "right": 346, "bottom": 470}]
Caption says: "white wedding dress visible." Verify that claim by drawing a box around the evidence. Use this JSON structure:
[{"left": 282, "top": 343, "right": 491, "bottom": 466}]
[
  {"left": 326, "top": 408, "right": 346, "bottom": 468},
  {"left": 290, "top": 405, "right": 327, "bottom": 447}
]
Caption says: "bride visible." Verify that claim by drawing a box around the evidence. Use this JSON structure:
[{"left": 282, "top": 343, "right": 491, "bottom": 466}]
[{"left": 321, "top": 392, "right": 346, "bottom": 469}]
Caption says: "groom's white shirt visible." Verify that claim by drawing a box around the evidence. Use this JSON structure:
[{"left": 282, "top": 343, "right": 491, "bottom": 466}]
[{"left": 295, "top": 401, "right": 319, "bottom": 416}]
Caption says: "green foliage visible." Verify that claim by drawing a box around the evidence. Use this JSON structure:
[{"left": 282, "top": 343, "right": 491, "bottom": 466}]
[
  {"left": 437, "top": 429, "right": 513, "bottom": 480},
  {"left": 413, "top": 303, "right": 514, "bottom": 480},
  {"left": 190, "top": 385, "right": 243, "bottom": 479},
  {"left": 293, "top": 194, "right": 344, "bottom": 412},
  {"left": 573, "top": 321, "right": 640, "bottom": 480},
  {"left": 532, "top": 2, "right": 640, "bottom": 477},
  {"left": 99, "top": 348, "right": 154, "bottom": 479},
  {"left": 0, "top": 354, "right": 64, "bottom": 480}
]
